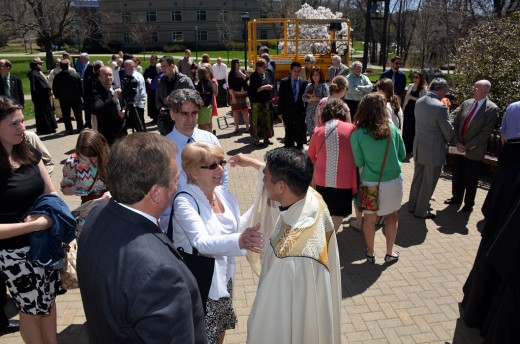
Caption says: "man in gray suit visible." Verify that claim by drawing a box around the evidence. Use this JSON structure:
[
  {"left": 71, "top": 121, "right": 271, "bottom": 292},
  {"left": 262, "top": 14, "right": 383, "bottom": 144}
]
[
  {"left": 408, "top": 78, "right": 454, "bottom": 219},
  {"left": 327, "top": 55, "right": 349, "bottom": 83},
  {"left": 444, "top": 80, "right": 498, "bottom": 212}
]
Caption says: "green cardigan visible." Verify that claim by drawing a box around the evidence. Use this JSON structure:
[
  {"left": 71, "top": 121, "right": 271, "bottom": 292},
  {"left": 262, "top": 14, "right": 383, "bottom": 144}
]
[{"left": 350, "top": 124, "right": 406, "bottom": 182}]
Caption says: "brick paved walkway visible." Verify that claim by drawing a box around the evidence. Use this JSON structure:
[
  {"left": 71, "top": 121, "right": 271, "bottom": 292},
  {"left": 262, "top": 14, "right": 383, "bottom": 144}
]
[{"left": 2, "top": 108, "right": 485, "bottom": 343}]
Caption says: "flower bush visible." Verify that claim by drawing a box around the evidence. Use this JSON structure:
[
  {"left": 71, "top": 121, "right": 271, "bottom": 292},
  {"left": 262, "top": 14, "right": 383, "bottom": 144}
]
[{"left": 451, "top": 12, "right": 520, "bottom": 117}]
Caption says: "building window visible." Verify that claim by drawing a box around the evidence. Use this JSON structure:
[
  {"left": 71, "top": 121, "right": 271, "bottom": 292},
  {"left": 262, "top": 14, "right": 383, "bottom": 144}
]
[
  {"left": 197, "top": 10, "right": 206, "bottom": 21},
  {"left": 123, "top": 32, "right": 133, "bottom": 44},
  {"left": 149, "top": 32, "right": 158, "bottom": 43},
  {"left": 171, "top": 10, "right": 182, "bottom": 21},
  {"left": 172, "top": 31, "right": 184, "bottom": 42},
  {"left": 146, "top": 11, "right": 157, "bottom": 22},
  {"left": 260, "top": 29, "right": 267, "bottom": 40},
  {"left": 122, "top": 12, "right": 131, "bottom": 23},
  {"left": 198, "top": 30, "right": 208, "bottom": 41}
]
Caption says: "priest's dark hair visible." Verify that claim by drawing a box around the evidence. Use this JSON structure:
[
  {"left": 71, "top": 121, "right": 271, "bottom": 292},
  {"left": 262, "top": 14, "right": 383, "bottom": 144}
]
[{"left": 264, "top": 148, "right": 313, "bottom": 197}]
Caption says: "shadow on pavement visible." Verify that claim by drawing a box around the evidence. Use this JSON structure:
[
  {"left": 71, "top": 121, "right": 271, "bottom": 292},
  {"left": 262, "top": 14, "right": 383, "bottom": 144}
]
[
  {"left": 451, "top": 315, "right": 484, "bottom": 344},
  {"left": 395, "top": 204, "right": 428, "bottom": 247},
  {"left": 57, "top": 323, "right": 90, "bottom": 344},
  {"left": 336, "top": 220, "right": 388, "bottom": 298},
  {"left": 436, "top": 206, "right": 471, "bottom": 235}
]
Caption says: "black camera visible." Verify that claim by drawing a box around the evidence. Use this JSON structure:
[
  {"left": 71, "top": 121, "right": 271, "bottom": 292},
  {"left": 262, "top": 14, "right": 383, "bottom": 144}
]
[{"left": 121, "top": 74, "right": 138, "bottom": 103}]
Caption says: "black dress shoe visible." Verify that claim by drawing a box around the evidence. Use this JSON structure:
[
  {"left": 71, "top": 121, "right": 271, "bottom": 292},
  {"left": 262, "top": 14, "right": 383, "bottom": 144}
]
[
  {"left": 0, "top": 320, "right": 20, "bottom": 333},
  {"left": 414, "top": 212, "right": 436, "bottom": 219},
  {"left": 444, "top": 198, "right": 461, "bottom": 205},
  {"left": 461, "top": 205, "right": 473, "bottom": 212}
]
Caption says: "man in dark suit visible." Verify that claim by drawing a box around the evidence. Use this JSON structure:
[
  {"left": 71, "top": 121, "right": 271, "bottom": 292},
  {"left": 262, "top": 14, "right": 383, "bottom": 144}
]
[
  {"left": 445, "top": 80, "right": 498, "bottom": 212},
  {"left": 91, "top": 66, "right": 126, "bottom": 145},
  {"left": 80, "top": 53, "right": 95, "bottom": 128},
  {"left": 278, "top": 62, "right": 308, "bottom": 149},
  {"left": 77, "top": 132, "right": 207, "bottom": 343},
  {"left": 52, "top": 59, "right": 84, "bottom": 134},
  {"left": 0, "top": 59, "right": 24, "bottom": 107},
  {"left": 408, "top": 78, "right": 454, "bottom": 219}
]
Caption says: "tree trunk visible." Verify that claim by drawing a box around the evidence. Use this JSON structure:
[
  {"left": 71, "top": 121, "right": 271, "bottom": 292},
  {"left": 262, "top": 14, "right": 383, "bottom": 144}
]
[{"left": 44, "top": 38, "right": 54, "bottom": 71}]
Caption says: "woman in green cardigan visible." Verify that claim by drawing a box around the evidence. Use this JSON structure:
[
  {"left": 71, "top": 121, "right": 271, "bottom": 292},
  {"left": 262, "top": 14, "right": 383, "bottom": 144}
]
[{"left": 350, "top": 93, "right": 406, "bottom": 264}]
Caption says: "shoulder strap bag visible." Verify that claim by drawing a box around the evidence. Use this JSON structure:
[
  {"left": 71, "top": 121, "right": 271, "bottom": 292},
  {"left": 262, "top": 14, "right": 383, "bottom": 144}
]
[
  {"left": 359, "top": 136, "right": 391, "bottom": 211},
  {"left": 167, "top": 191, "right": 215, "bottom": 314}
]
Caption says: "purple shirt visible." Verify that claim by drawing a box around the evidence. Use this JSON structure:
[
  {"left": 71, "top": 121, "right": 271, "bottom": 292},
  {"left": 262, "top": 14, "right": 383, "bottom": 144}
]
[{"left": 501, "top": 101, "right": 520, "bottom": 140}]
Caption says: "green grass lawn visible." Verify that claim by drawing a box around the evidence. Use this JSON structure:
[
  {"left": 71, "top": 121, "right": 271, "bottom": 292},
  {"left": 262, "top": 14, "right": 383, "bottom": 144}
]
[{"left": 3, "top": 42, "right": 412, "bottom": 120}]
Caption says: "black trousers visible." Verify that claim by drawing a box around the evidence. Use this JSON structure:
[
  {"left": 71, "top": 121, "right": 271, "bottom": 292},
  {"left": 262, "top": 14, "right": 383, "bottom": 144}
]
[
  {"left": 452, "top": 155, "right": 483, "bottom": 207},
  {"left": 284, "top": 114, "right": 306, "bottom": 149},
  {"left": 345, "top": 99, "right": 360, "bottom": 120},
  {"left": 59, "top": 99, "right": 83, "bottom": 132},
  {"left": 216, "top": 80, "right": 228, "bottom": 107}
]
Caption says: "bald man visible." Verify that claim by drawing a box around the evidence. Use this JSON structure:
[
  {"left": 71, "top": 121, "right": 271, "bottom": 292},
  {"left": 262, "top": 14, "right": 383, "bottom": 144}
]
[
  {"left": 445, "top": 80, "right": 498, "bottom": 212},
  {"left": 123, "top": 59, "right": 147, "bottom": 125},
  {"left": 53, "top": 59, "right": 84, "bottom": 134}
]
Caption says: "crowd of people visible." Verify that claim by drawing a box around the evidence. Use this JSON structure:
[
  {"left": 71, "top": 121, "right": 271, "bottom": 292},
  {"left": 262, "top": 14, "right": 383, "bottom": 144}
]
[{"left": 0, "top": 48, "right": 518, "bottom": 343}]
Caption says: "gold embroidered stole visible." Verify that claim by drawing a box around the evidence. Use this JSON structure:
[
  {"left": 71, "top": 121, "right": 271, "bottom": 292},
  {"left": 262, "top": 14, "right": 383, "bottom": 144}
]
[{"left": 271, "top": 188, "right": 335, "bottom": 270}]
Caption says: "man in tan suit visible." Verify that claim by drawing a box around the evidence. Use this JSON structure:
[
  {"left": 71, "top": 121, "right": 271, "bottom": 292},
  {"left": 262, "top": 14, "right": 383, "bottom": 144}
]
[
  {"left": 408, "top": 78, "right": 454, "bottom": 219},
  {"left": 444, "top": 80, "right": 498, "bottom": 212}
]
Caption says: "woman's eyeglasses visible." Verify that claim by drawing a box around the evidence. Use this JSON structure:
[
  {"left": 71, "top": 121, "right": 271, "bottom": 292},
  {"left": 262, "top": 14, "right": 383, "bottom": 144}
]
[{"left": 200, "top": 160, "right": 227, "bottom": 170}]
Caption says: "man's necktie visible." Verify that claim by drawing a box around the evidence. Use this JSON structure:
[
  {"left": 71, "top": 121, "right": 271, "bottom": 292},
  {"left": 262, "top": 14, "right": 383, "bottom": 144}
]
[
  {"left": 3, "top": 77, "right": 10, "bottom": 98},
  {"left": 292, "top": 78, "right": 298, "bottom": 101},
  {"left": 187, "top": 137, "right": 195, "bottom": 144},
  {"left": 461, "top": 102, "right": 478, "bottom": 139},
  {"left": 334, "top": 68, "right": 339, "bottom": 76}
]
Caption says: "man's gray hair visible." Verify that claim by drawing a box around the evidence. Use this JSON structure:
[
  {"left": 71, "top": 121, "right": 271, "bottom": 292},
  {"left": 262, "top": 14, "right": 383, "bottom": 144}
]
[
  {"left": 166, "top": 88, "right": 204, "bottom": 113},
  {"left": 429, "top": 78, "right": 450, "bottom": 91},
  {"left": 304, "top": 54, "right": 316, "bottom": 64},
  {"left": 332, "top": 55, "right": 341, "bottom": 63},
  {"left": 80, "top": 52, "right": 89, "bottom": 60},
  {"left": 92, "top": 60, "right": 104, "bottom": 73}
]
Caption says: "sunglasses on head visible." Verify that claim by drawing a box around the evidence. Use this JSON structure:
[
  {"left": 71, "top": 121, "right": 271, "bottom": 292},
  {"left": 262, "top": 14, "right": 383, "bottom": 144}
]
[{"left": 200, "top": 160, "right": 227, "bottom": 170}]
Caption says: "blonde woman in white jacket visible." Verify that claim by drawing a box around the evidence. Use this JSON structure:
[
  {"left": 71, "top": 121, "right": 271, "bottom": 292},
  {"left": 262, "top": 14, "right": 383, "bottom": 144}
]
[{"left": 172, "top": 141, "right": 263, "bottom": 344}]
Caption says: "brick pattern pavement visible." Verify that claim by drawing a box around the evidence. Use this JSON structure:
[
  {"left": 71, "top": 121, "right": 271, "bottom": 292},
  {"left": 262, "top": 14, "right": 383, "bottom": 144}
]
[{"left": 1, "top": 108, "right": 486, "bottom": 343}]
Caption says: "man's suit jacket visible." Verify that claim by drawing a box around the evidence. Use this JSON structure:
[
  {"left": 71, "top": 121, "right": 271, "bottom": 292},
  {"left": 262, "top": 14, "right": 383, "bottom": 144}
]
[
  {"left": 52, "top": 69, "right": 83, "bottom": 103},
  {"left": 413, "top": 92, "right": 454, "bottom": 166},
  {"left": 91, "top": 83, "right": 126, "bottom": 144},
  {"left": 278, "top": 76, "right": 308, "bottom": 120},
  {"left": 77, "top": 200, "right": 207, "bottom": 344},
  {"left": 327, "top": 64, "right": 349, "bottom": 82},
  {"left": 451, "top": 98, "right": 498, "bottom": 161},
  {"left": 0, "top": 73, "right": 24, "bottom": 107}
]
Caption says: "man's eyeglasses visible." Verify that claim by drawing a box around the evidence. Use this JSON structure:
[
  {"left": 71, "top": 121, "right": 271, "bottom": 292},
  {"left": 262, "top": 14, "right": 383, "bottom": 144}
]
[{"left": 201, "top": 160, "right": 227, "bottom": 170}]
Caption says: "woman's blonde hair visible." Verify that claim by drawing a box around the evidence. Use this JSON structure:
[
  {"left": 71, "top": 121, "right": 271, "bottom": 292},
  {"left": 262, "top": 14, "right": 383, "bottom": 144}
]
[{"left": 182, "top": 142, "right": 225, "bottom": 184}]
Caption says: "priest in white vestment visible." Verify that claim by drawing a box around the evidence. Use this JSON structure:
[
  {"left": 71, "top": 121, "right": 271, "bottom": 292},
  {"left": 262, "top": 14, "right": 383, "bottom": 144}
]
[{"left": 231, "top": 148, "right": 342, "bottom": 344}]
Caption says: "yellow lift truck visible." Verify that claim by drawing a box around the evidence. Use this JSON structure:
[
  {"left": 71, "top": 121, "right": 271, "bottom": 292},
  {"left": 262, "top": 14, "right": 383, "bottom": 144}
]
[{"left": 247, "top": 18, "right": 351, "bottom": 80}]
